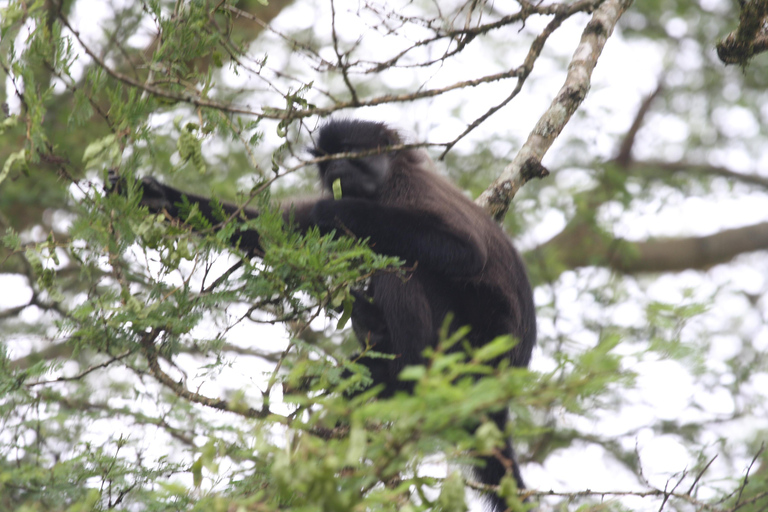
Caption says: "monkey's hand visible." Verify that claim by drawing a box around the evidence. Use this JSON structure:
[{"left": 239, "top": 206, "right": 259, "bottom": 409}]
[
  {"left": 107, "top": 169, "right": 176, "bottom": 214},
  {"left": 350, "top": 289, "right": 389, "bottom": 348}
]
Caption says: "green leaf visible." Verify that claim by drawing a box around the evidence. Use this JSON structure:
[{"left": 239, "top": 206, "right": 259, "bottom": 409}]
[
  {"left": 0, "top": 115, "right": 18, "bottom": 134},
  {"left": 437, "top": 471, "right": 468, "bottom": 512},
  {"left": 191, "top": 456, "right": 203, "bottom": 488},
  {"left": 0, "top": 149, "right": 26, "bottom": 185},
  {"left": 345, "top": 423, "right": 367, "bottom": 465},
  {"left": 82, "top": 134, "right": 119, "bottom": 169},
  {"left": 473, "top": 335, "right": 516, "bottom": 363},
  {"left": 337, "top": 295, "right": 354, "bottom": 329},
  {"left": 399, "top": 365, "right": 426, "bottom": 381}
]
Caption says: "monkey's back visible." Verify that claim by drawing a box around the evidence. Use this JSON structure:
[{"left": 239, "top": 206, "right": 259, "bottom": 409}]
[{"left": 383, "top": 149, "right": 536, "bottom": 365}]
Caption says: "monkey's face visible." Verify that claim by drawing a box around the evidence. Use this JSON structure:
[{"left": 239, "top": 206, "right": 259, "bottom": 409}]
[
  {"left": 311, "top": 119, "right": 398, "bottom": 198},
  {"left": 316, "top": 155, "right": 391, "bottom": 198}
]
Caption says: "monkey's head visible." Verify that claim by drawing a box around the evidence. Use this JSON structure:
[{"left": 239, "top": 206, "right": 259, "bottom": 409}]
[{"left": 310, "top": 119, "right": 400, "bottom": 198}]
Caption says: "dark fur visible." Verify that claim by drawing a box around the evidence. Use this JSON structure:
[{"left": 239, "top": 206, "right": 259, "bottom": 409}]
[{"left": 112, "top": 119, "right": 536, "bottom": 511}]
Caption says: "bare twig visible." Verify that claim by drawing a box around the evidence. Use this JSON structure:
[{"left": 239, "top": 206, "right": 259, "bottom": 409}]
[
  {"left": 439, "top": 2, "right": 585, "bottom": 158},
  {"left": 26, "top": 350, "right": 134, "bottom": 387},
  {"left": 734, "top": 443, "right": 765, "bottom": 507},
  {"left": 686, "top": 455, "right": 717, "bottom": 496},
  {"left": 614, "top": 80, "right": 664, "bottom": 167},
  {"left": 331, "top": 0, "right": 360, "bottom": 104},
  {"left": 362, "top": 0, "right": 602, "bottom": 73},
  {"left": 462, "top": 483, "right": 725, "bottom": 510}
]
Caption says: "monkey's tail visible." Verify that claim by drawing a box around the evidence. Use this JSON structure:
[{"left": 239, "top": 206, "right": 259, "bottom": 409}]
[{"left": 473, "top": 409, "right": 524, "bottom": 512}]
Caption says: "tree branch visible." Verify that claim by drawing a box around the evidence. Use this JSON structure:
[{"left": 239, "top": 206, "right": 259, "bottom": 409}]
[
  {"left": 438, "top": 2, "right": 588, "bottom": 159},
  {"left": 58, "top": 9, "right": 535, "bottom": 122},
  {"left": 140, "top": 329, "right": 270, "bottom": 419},
  {"left": 476, "top": 0, "right": 635, "bottom": 221},
  {"left": 53, "top": 395, "right": 197, "bottom": 446},
  {"left": 533, "top": 220, "right": 768, "bottom": 276},
  {"left": 716, "top": 0, "right": 768, "bottom": 65},
  {"left": 626, "top": 160, "right": 768, "bottom": 189},
  {"left": 614, "top": 81, "right": 664, "bottom": 167},
  {"left": 359, "top": 0, "right": 602, "bottom": 73}
]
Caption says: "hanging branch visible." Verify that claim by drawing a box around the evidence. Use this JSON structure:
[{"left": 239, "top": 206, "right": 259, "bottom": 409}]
[{"left": 716, "top": 0, "right": 768, "bottom": 65}]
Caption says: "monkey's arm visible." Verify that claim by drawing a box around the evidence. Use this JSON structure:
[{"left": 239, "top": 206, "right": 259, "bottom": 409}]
[
  {"left": 108, "top": 173, "right": 318, "bottom": 254},
  {"left": 310, "top": 198, "right": 487, "bottom": 277},
  {"left": 109, "top": 173, "right": 261, "bottom": 221}
]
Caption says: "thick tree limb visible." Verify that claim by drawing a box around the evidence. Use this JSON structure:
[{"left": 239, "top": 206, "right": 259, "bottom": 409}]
[
  {"left": 533, "top": 220, "right": 768, "bottom": 275},
  {"left": 477, "top": 0, "right": 635, "bottom": 221}
]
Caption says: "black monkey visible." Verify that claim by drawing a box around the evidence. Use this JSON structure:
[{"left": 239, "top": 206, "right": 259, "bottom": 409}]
[{"left": 112, "top": 119, "right": 536, "bottom": 511}]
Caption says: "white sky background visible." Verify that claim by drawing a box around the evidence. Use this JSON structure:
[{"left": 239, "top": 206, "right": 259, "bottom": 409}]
[{"left": 2, "top": 0, "right": 768, "bottom": 510}]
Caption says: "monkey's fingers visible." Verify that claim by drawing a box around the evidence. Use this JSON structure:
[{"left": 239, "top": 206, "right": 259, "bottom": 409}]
[
  {"left": 137, "top": 176, "right": 175, "bottom": 213},
  {"left": 105, "top": 168, "right": 124, "bottom": 193},
  {"left": 105, "top": 171, "right": 173, "bottom": 213}
]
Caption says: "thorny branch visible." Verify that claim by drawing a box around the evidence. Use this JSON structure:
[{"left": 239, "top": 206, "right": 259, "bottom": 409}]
[
  {"left": 438, "top": 1, "right": 591, "bottom": 158},
  {"left": 139, "top": 328, "right": 270, "bottom": 420},
  {"left": 25, "top": 350, "right": 133, "bottom": 387},
  {"left": 461, "top": 450, "right": 768, "bottom": 512},
  {"left": 56, "top": 0, "right": 603, "bottom": 153},
  {"left": 50, "top": 0, "right": 623, "bottom": 210},
  {"left": 355, "top": 0, "right": 602, "bottom": 72}
]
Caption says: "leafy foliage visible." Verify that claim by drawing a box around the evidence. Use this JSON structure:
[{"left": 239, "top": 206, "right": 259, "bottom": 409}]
[{"left": 1, "top": 0, "right": 767, "bottom": 511}]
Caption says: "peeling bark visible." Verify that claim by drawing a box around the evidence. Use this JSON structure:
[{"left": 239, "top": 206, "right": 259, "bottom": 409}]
[{"left": 716, "top": 0, "right": 768, "bottom": 65}]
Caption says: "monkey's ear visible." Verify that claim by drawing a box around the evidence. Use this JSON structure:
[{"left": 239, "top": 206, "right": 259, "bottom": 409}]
[
  {"left": 136, "top": 177, "right": 175, "bottom": 212},
  {"left": 378, "top": 127, "right": 400, "bottom": 148},
  {"left": 105, "top": 170, "right": 175, "bottom": 213},
  {"left": 106, "top": 168, "right": 129, "bottom": 194},
  {"left": 307, "top": 146, "right": 325, "bottom": 158}
]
